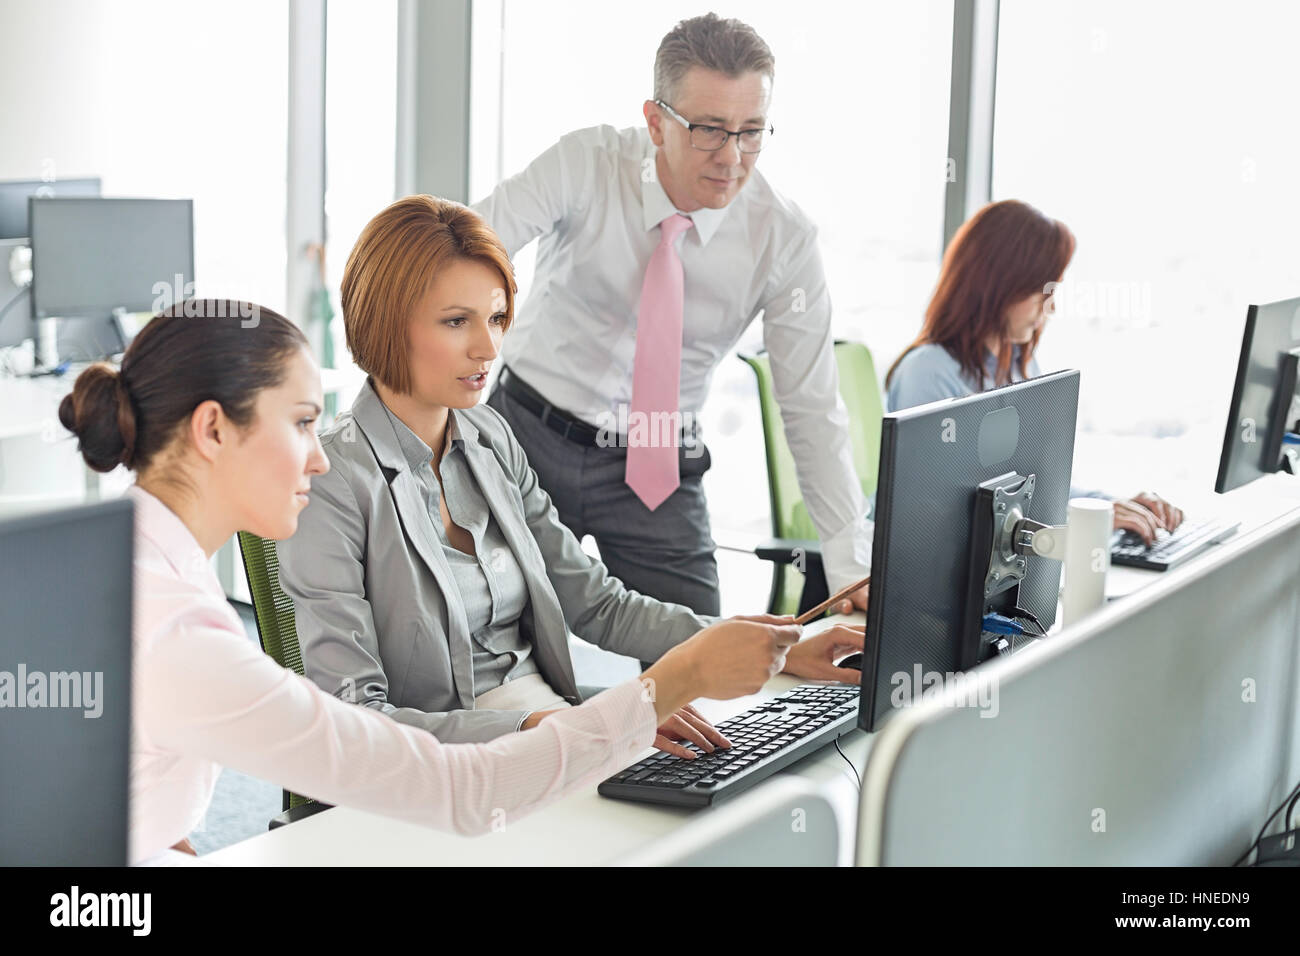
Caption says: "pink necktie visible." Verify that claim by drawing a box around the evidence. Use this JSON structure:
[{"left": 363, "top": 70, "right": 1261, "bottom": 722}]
[{"left": 626, "top": 213, "right": 693, "bottom": 511}]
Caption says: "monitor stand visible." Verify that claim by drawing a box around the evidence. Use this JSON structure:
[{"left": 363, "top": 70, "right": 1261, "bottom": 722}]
[
  {"left": 960, "top": 471, "right": 1066, "bottom": 669},
  {"left": 53, "top": 311, "right": 127, "bottom": 364}
]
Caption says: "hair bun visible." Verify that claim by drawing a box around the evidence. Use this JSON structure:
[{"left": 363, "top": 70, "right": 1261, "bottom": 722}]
[{"left": 58, "top": 363, "right": 136, "bottom": 472}]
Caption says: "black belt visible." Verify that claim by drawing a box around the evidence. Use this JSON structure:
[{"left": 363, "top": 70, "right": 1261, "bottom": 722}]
[
  {"left": 500, "top": 367, "right": 604, "bottom": 446},
  {"left": 500, "top": 367, "right": 703, "bottom": 450}
]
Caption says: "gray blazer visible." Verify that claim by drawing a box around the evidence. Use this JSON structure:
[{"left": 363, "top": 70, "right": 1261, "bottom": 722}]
[{"left": 277, "top": 381, "right": 710, "bottom": 743}]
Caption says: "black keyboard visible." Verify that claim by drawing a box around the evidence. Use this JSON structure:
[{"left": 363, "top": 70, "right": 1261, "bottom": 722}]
[
  {"left": 597, "top": 683, "right": 860, "bottom": 808},
  {"left": 1110, "top": 516, "right": 1241, "bottom": 571}
]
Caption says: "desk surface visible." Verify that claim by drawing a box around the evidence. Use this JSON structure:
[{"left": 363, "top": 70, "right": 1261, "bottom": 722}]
[{"left": 0, "top": 372, "right": 73, "bottom": 440}]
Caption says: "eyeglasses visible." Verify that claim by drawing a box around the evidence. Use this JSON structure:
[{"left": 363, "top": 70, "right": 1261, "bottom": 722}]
[{"left": 654, "top": 100, "right": 774, "bottom": 154}]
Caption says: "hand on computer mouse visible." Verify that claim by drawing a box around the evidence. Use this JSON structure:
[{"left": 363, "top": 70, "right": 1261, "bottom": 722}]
[
  {"left": 781, "top": 624, "right": 865, "bottom": 684},
  {"left": 835, "top": 652, "right": 864, "bottom": 673}
]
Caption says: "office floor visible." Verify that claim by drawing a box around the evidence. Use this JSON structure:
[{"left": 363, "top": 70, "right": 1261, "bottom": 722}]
[{"left": 193, "top": 547, "right": 777, "bottom": 854}]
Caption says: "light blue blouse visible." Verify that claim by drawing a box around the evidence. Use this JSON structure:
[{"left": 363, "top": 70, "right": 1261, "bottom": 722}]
[
  {"left": 886, "top": 343, "right": 1039, "bottom": 414},
  {"left": 886, "top": 343, "right": 1106, "bottom": 500}
]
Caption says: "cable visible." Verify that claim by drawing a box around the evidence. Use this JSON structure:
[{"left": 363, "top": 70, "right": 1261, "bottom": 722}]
[
  {"left": 0, "top": 287, "right": 27, "bottom": 323},
  {"left": 1233, "top": 776, "right": 1300, "bottom": 866},
  {"left": 833, "top": 736, "right": 860, "bottom": 789},
  {"left": 1287, "top": 787, "right": 1300, "bottom": 831},
  {"left": 1014, "top": 607, "right": 1048, "bottom": 636}
]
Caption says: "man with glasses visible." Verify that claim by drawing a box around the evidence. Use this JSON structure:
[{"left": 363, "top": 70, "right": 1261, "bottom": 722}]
[{"left": 475, "top": 13, "right": 871, "bottom": 622}]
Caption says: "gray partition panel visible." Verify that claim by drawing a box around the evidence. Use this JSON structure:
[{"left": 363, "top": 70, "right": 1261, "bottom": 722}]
[
  {"left": 859, "top": 503, "right": 1300, "bottom": 865},
  {"left": 621, "top": 778, "right": 840, "bottom": 867}
]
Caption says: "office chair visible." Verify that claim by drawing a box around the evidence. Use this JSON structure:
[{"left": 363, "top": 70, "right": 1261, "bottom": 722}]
[
  {"left": 236, "top": 531, "right": 333, "bottom": 829},
  {"left": 737, "top": 341, "right": 883, "bottom": 616}
]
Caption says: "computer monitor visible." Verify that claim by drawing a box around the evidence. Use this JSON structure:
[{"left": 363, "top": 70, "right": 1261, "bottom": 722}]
[
  {"left": 29, "top": 197, "right": 194, "bottom": 360},
  {"left": 857, "top": 370, "right": 1081, "bottom": 732},
  {"left": 0, "top": 177, "right": 101, "bottom": 240},
  {"left": 1215, "top": 297, "right": 1300, "bottom": 494},
  {"left": 0, "top": 238, "right": 33, "bottom": 349},
  {"left": 0, "top": 498, "right": 133, "bottom": 865}
]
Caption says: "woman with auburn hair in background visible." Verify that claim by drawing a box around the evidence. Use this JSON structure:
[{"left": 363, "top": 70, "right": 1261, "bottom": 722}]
[
  {"left": 278, "top": 195, "right": 862, "bottom": 759},
  {"left": 60, "top": 299, "right": 802, "bottom": 863},
  {"left": 885, "top": 199, "right": 1183, "bottom": 543}
]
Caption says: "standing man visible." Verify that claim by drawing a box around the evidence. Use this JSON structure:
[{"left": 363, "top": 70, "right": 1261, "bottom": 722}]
[{"left": 475, "top": 13, "right": 871, "bottom": 616}]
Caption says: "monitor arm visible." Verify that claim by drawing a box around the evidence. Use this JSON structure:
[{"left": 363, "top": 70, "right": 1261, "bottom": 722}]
[
  {"left": 982, "top": 473, "right": 1068, "bottom": 603},
  {"left": 1012, "top": 518, "right": 1069, "bottom": 562}
]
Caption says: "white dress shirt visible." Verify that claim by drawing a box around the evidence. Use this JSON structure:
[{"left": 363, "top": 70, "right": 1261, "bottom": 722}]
[
  {"left": 125, "top": 485, "right": 658, "bottom": 863},
  {"left": 472, "top": 124, "right": 872, "bottom": 589}
]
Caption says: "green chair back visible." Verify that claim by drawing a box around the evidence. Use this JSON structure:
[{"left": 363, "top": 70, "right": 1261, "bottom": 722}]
[
  {"left": 236, "top": 531, "right": 313, "bottom": 811},
  {"left": 738, "top": 341, "right": 884, "bottom": 615}
]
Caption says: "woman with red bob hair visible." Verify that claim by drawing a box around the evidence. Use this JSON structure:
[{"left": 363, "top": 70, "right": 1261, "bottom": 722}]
[{"left": 886, "top": 199, "right": 1182, "bottom": 544}]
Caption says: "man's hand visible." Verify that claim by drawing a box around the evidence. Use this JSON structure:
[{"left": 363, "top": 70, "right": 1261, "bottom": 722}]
[
  {"left": 652, "top": 703, "right": 731, "bottom": 759},
  {"left": 781, "top": 624, "right": 866, "bottom": 683},
  {"left": 833, "top": 581, "right": 870, "bottom": 616}
]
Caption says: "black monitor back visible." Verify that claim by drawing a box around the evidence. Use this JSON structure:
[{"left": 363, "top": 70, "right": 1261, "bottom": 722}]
[
  {"left": 859, "top": 370, "right": 1080, "bottom": 731},
  {"left": 1215, "top": 297, "right": 1300, "bottom": 494}
]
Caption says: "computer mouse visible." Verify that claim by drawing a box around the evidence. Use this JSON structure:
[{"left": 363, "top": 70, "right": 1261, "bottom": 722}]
[{"left": 836, "top": 652, "right": 864, "bottom": 671}]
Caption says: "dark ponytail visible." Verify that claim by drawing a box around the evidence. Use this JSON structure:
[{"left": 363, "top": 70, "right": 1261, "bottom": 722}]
[{"left": 60, "top": 300, "right": 309, "bottom": 474}]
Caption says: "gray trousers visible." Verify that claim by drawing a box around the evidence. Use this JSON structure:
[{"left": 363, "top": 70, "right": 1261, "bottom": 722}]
[{"left": 487, "top": 384, "right": 721, "bottom": 616}]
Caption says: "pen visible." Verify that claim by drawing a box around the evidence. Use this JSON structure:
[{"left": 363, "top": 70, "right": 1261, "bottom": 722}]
[{"left": 793, "top": 574, "right": 871, "bottom": 625}]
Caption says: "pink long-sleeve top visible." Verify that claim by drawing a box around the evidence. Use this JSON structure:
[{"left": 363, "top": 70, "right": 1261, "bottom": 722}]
[{"left": 126, "top": 485, "right": 659, "bottom": 863}]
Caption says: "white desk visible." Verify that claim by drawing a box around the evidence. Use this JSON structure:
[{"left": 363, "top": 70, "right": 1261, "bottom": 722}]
[
  {"left": 0, "top": 371, "right": 113, "bottom": 511},
  {"left": 0, "top": 371, "right": 72, "bottom": 441}
]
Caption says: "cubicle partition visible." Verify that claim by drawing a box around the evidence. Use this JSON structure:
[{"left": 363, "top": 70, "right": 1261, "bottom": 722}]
[{"left": 859, "top": 493, "right": 1300, "bottom": 865}]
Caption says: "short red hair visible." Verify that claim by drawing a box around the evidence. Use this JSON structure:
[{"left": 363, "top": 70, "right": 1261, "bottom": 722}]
[{"left": 341, "top": 195, "right": 517, "bottom": 395}]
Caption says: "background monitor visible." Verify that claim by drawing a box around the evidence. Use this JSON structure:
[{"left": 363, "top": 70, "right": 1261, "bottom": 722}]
[
  {"left": 1215, "top": 296, "right": 1300, "bottom": 494},
  {"left": 0, "top": 499, "right": 133, "bottom": 865},
  {"left": 29, "top": 197, "right": 193, "bottom": 361},
  {"left": 0, "top": 177, "right": 101, "bottom": 240},
  {"left": 858, "top": 370, "right": 1081, "bottom": 732}
]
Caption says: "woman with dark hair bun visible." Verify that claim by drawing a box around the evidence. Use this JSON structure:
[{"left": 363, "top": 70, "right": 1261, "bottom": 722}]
[
  {"left": 885, "top": 200, "right": 1184, "bottom": 544},
  {"left": 62, "top": 299, "right": 799, "bottom": 863}
]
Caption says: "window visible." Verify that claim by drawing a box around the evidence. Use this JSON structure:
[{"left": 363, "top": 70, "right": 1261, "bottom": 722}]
[
  {"left": 0, "top": 0, "right": 289, "bottom": 509},
  {"left": 994, "top": 0, "right": 1300, "bottom": 495},
  {"left": 324, "top": 0, "right": 399, "bottom": 411}
]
